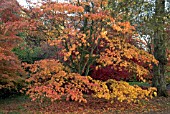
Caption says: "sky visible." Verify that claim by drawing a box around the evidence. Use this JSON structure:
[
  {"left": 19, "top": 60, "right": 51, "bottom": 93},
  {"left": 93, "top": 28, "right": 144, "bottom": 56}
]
[
  {"left": 17, "top": 0, "right": 28, "bottom": 7},
  {"left": 17, "top": 0, "right": 70, "bottom": 7},
  {"left": 17, "top": 0, "right": 41, "bottom": 7},
  {"left": 17, "top": 0, "right": 169, "bottom": 12}
]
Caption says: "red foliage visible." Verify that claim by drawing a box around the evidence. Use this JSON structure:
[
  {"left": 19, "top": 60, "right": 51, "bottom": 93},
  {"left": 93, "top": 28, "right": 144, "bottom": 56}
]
[
  {"left": 0, "top": 0, "right": 21, "bottom": 22},
  {"left": 90, "top": 65, "right": 133, "bottom": 81},
  {"left": 0, "top": 0, "right": 26, "bottom": 91}
]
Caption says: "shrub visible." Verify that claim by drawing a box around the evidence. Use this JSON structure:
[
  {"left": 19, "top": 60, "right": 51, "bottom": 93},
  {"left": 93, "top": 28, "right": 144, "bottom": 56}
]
[
  {"left": 22, "top": 59, "right": 100, "bottom": 103},
  {"left": 92, "top": 79, "right": 157, "bottom": 103},
  {"left": 23, "top": 59, "right": 157, "bottom": 103},
  {"left": 13, "top": 42, "right": 64, "bottom": 64},
  {"left": 13, "top": 44, "right": 43, "bottom": 63},
  {"left": 90, "top": 65, "right": 133, "bottom": 81}
]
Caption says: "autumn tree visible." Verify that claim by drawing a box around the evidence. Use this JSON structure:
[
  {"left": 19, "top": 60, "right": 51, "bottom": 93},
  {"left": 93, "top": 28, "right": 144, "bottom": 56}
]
[
  {"left": 20, "top": 0, "right": 158, "bottom": 82},
  {"left": 108, "top": 0, "right": 170, "bottom": 96},
  {"left": 0, "top": 0, "right": 26, "bottom": 95},
  {"left": 17, "top": 0, "right": 159, "bottom": 103}
]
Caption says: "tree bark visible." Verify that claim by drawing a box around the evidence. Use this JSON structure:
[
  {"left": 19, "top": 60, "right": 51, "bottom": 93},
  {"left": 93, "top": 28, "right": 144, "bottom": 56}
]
[{"left": 152, "top": 0, "right": 168, "bottom": 97}]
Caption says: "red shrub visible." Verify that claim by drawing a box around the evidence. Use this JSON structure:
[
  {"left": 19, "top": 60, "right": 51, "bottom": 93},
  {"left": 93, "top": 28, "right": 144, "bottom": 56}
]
[{"left": 90, "top": 65, "right": 133, "bottom": 81}]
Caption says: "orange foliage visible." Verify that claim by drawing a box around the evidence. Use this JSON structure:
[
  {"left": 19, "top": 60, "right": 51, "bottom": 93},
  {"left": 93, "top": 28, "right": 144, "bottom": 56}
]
[
  {"left": 35, "top": 1, "right": 157, "bottom": 80},
  {"left": 23, "top": 59, "right": 157, "bottom": 103},
  {"left": 25, "top": 0, "right": 158, "bottom": 80},
  {"left": 0, "top": 0, "right": 159, "bottom": 102},
  {"left": 23, "top": 59, "right": 101, "bottom": 103}
]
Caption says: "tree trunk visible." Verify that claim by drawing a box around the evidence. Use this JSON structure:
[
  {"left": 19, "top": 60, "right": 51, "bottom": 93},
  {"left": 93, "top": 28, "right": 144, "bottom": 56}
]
[
  {"left": 152, "top": 54, "right": 168, "bottom": 97},
  {"left": 152, "top": 0, "right": 168, "bottom": 97}
]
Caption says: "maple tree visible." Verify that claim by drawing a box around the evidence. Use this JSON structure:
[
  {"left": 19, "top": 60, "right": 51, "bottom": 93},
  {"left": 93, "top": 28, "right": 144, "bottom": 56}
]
[
  {"left": 0, "top": 0, "right": 26, "bottom": 92},
  {"left": 21, "top": 0, "right": 158, "bottom": 82},
  {"left": 17, "top": 0, "right": 158, "bottom": 103}
]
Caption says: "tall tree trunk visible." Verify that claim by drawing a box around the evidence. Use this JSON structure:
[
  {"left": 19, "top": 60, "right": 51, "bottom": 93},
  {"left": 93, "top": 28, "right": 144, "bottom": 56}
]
[{"left": 152, "top": 0, "right": 168, "bottom": 97}]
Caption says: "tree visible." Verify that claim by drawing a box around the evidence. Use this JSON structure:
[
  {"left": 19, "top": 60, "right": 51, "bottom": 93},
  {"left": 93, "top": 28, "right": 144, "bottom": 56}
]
[
  {"left": 108, "top": 0, "right": 170, "bottom": 96},
  {"left": 152, "top": 0, "right": 169, "bottom": 97},
  {"left": 16, "top": 0, "right": 158, "bottom": 103},
  {"left": 0, "top": 0, "right": 26, "bottom": 93},
  {"left": 21, "top": 0, "right": 158, "bottom": 82}
]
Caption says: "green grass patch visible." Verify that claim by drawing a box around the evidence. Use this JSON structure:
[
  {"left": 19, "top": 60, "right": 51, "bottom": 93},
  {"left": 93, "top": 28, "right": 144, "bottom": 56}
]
[{"left": 128, "top": 82, "right": 151, "bottom": 87}]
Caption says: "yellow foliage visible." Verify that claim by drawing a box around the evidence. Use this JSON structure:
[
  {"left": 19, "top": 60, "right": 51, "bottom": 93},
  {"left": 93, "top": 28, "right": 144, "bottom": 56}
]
[{"left": 91, "top": 79, "right": 157, "bottom": 103}]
